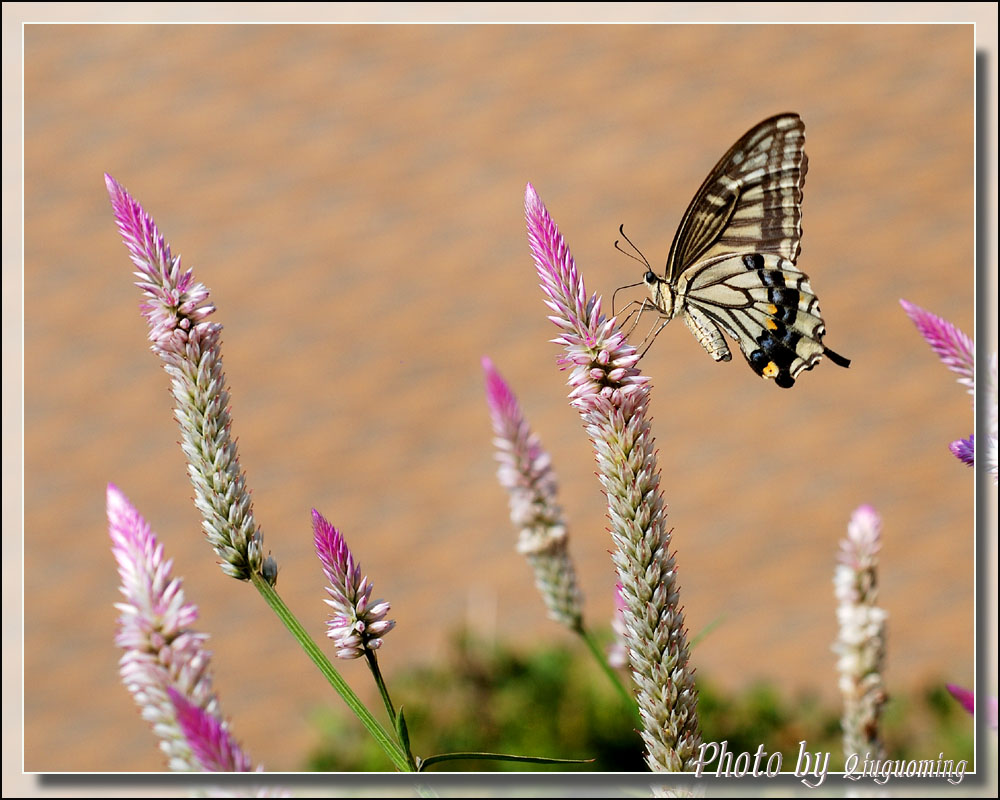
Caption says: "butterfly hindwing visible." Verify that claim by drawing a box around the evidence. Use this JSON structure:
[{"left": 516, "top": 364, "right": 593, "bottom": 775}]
[
  {"left": 680, "top": 252, "right": 829, "bottom": 388},
  {"left": 664, "top": 113, "right": 807, "bottom": 281}
]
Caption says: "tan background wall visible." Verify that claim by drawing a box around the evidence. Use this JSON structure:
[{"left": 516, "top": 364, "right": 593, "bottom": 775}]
[{"left": 20, "top": 21, "right": 982, "bottom": 773}]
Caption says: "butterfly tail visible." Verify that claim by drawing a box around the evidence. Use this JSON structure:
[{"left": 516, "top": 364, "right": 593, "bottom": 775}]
[{"left": 824, "top": 347, "right": 851, "bottom": 368}]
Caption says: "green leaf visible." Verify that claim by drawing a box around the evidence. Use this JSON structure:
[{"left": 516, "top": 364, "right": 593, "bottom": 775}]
[
  {"left": 395, "top": 706, "right": 411, "bottom": 752},
  {"left": 419, "top": 751, "right": 594, "bottom": 771}
]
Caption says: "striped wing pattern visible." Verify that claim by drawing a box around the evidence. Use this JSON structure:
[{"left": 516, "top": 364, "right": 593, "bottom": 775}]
[
  {"left": 646, "top": 113, "right": 848, "bottom": 388},
  {"left": 665, "top": 113, "right": 807, "bottom": 282},
  {"left": 680, "top": 252, "right": 829, "bottom": 388}
]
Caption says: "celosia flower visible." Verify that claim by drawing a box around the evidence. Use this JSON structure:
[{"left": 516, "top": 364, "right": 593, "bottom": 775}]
[
  {"left": 109, "top": 483, "right": 238, "bottom": 771},
  {"left": 833, "top": 504, "right": 888, "bottom": 760},
  {"left": 524, "top": 183, "right": 700, "bottom": 772},
  {"left": 482, "top": 355, "right": 584, "bottom": 630},
  {"left": 899, "top": 299, "right": 975, "bottom": 392},
  {"left": 946, "top": 683, "right": 975, "bottom": 715},
  {"left": 313, "top": 509, "right": 395, "bottom": 659},
  {"left": 900, "top": 299, "right": 998, "bottom": 484},
  {"left": 946, "top": 684, "right": 999, "bottom": 731},
  {"left": 105, "top": 174, "right": 277, "bottom": 583},
  {"left": 169, "top": 688, "right": 255, "bottom": 772},
  {"left": 950, "top": 435, "right": 975, "bottom": 466}
]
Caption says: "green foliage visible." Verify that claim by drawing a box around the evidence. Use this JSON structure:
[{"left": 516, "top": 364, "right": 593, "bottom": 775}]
[
  {"left": 308, "top": 630, "right": 643, "bottom": 772},
  {"left": 306, "top": 631, "right": 975, "bottom": 772}
]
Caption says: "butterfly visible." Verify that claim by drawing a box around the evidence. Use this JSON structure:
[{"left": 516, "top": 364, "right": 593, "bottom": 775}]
[{"left": 616, "top": 113, "right": 850, "bottom": 388}]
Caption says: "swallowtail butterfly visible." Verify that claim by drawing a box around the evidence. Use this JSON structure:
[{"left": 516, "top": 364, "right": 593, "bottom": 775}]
[{"left": 618, "top": 113, "right": 850, "bottom": 388}]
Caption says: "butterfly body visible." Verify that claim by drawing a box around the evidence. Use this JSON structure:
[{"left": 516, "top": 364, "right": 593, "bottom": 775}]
[{"left": 634, "top": 113, "right": 849, "bottom": 388}]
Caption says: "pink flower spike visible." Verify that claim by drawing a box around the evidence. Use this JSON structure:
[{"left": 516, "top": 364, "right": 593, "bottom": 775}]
[
  {"left": 105, "top": 173, "right": 215, "bottom": 351},
  {"left": 524, "top": 185, "right": 649, "bottom": 406},
  {"left": 900, "top": 299, "right": 975, "bottom": 393},
  {"left": 313, "top": 509, "right": 395, "bottom": 659},
  {"left": 168, "top": 688, "right": 255, "bottom": 772},
  {"left": 839, "top": 504, "right": 883, "bottom": 570},
  {"left": 900, "top": 299, "right": 997, "bottom": 483},
  {"left": 104, "top": 173, "right": 174, "bottom": 283},
  {"left": 524, "top": 184, "right": 699, "bottom": 772},
  {"left": 482, "top": 356, "right": 584, "bottom": 630},
  {"left": 105, "top": 175, "right": 276, "bottom": 584},
  {"left": 108, "top": 483, "right": 249, "bottom": 771},
  {"left": 834, "top": 504, "right": 888, "bottom": 760},
  {"left": 946, "top": 683, "right": 975, "bottom": 716},
  {"left": 525, "top": 184, "right": 590, "bottom": 342},
  {"left": 482, "top": 355, "right": 520, "bottom": 427}
]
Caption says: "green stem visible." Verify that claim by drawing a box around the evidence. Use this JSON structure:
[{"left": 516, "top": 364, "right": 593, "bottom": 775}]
[
  {"left": 576, "top": 624, "right": 641, "bottom": 727},
  {"left": 363, "top": 650, "right": 418, "bottom": 770},
  {"left": 250, "top": 573, "right": 412, "bottom": 771},
  {"left": 364, "top": 649, "right": 396, "bottom": 721}
]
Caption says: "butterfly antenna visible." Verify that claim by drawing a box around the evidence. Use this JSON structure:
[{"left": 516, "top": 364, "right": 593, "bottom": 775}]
[
  {"left": 614, "top": 223, "right": 652, "bottom": 270},
  {"left": 613, "top": 223, "right": 654, "bottom": 317}
]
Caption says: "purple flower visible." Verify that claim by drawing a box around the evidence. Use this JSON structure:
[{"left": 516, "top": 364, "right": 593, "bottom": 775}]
[
  {"left": 105, "top": 175, "right": 276, "bottom": 583},
  {"left": 169, "top": 688, "right": 255, "bottom": 772},
  {"left": 482, "top": 355, "right": 584, "bottom": 630},
  {"left": 313, "top": 509, "right": 395, "bottom": 659},
  {"left": 108, "top": 484, "right": 228, "bottom": 770},
  {"left": 949, "top": 435, "right": 975, "bottom": 466},
  {"left": 524, "top": 183, "right": 700, "bottom": 772},
  {"left": 833, "top": 504, "right": 888, "bottom": 760}
]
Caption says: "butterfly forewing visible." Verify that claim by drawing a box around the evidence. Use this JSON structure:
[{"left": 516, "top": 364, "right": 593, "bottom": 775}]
[{"left": 664, "top": 113, "right": 807, "bottom": 281}]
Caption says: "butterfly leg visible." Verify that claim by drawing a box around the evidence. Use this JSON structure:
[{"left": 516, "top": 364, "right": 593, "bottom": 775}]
[
  {"left": 683, "top": 307, "right": 732, "bottom": 362},
  {"left": 637, "top": 315, "right": 674, "bottom": 359},
  {"left": 617, "top": 298, "right": 652, "bottom": 339}
]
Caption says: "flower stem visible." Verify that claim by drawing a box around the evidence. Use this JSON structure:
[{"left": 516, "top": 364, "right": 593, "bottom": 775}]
[
  {"left": 250, "top": 573, "right": 411, "bottom": 771},
  {"left": 364, "top": 650, "right": 397, "bottom": 723},
  {"left": 576, "top": 624, "right": 641, "bottom": 726},
  {"left": 364, "top": 650, "right": 420, "bottom": 770}
]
